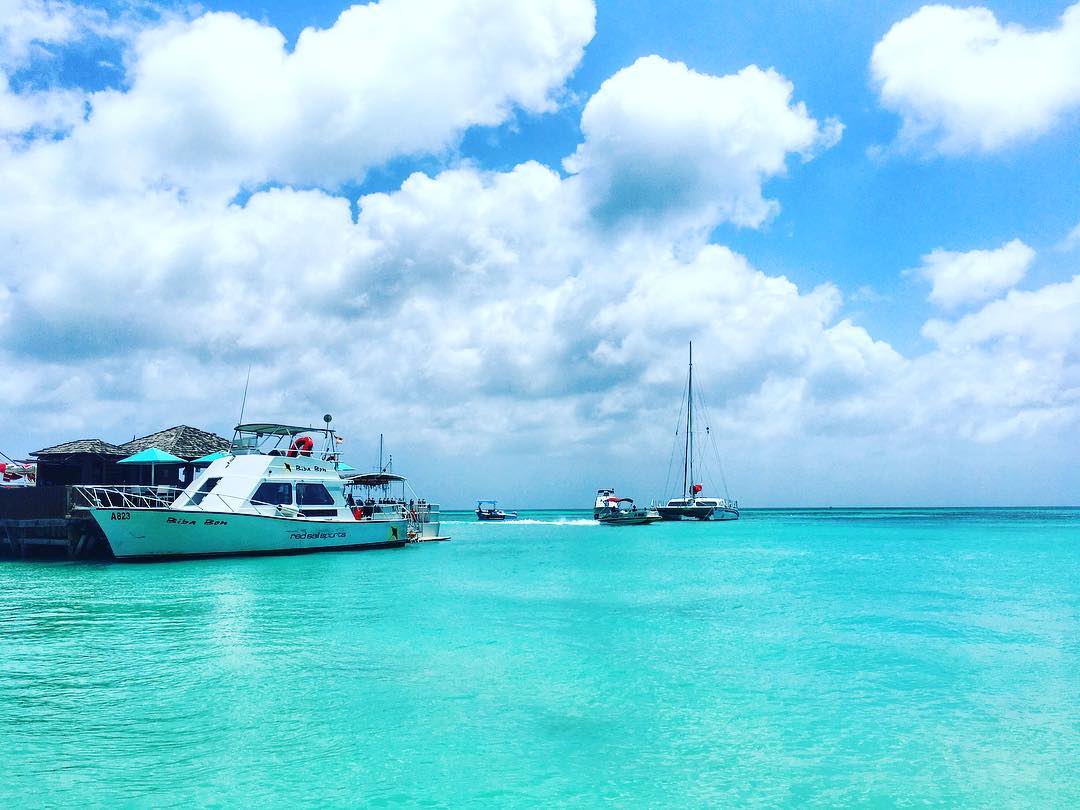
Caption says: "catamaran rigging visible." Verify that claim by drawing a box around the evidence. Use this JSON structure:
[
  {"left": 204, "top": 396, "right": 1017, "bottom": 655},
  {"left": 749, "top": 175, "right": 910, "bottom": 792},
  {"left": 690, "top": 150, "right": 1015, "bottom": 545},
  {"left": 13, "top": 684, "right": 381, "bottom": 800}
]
[{"left": 657, "top": 342, "right": 739, "bottom": 521}]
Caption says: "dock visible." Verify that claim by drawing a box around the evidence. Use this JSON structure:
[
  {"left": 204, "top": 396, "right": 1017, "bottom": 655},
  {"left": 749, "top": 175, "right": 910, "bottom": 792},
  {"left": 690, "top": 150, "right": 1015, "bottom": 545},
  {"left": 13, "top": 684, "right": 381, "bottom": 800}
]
[
  {"left": 409, "top": 534, "right": 451, "bottom": 543},
  {"left": 0, "top": 486, "right": 110, "bottom": 560}
]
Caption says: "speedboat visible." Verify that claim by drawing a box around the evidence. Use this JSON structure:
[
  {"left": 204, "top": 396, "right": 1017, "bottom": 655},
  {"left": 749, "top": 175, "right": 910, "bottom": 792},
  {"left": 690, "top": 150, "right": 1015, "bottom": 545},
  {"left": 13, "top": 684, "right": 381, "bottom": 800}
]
[
  {"left": 74, "top": 420, "right": 407, "bottom": 560},
  {"left": 476, "top": 500, "right": 517, "bottom": 520},
  {"left": 593, "top": 489, "right": 661, "bottom": 525},
  {"left": 656, "top": 342, "right": 740, "bottom": 521}
]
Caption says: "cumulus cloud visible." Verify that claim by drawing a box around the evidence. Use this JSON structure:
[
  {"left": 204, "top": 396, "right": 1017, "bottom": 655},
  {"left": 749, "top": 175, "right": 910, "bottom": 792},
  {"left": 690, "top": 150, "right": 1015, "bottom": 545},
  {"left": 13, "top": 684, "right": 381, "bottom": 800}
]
[
  {"left": 0, "top": 71, "right": 85, "bottom": 135},
  {"left": 0, "top": 1, "right": 1077, "bottom": 504},
  {"left": 922, "top": 274, "right": 1080, "bottom": 353},
  {"left": 871, "top": 3, "right": 1080, "bottom": 153},
  {"left": 565, "top": 55, "right": 842, "bottom": 231},
  {"left": 0, "top": 0, "right": 86, "bottom": 69},
  {"left": 916, "top": 275, "right": 1080, "bottom": 441},
  {"left": 44, "top": 0, "right": 595, "bottom": 195},
  {"left": 1063, "top": 220, "right": 1080, "bottom": 250},
  {"left": 914, "top": 238, "right": 1034, "bottom": 309}
]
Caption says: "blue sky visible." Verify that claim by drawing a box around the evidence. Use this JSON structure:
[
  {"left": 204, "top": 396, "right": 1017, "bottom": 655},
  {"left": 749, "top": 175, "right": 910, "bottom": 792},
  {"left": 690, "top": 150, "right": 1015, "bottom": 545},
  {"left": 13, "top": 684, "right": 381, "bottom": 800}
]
[{"left": 2, "top": 0, "right": 1079, "bottom": 506}]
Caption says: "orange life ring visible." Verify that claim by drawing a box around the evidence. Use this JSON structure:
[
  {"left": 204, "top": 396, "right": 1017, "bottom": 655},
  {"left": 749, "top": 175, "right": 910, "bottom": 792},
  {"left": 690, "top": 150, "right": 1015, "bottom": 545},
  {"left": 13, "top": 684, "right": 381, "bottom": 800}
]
[{"left": 287, "top": 436, "right": 314, "bottom": 457}]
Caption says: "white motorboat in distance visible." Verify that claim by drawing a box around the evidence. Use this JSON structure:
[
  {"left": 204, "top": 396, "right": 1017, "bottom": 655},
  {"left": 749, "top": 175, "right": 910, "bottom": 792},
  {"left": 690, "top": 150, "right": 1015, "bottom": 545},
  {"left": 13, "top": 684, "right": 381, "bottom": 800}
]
[
  {"left": 75, "top": 420, "right": 407, "bottom": 561},
  {"left": 593, "top": 489, "right": 661, "bottom": 525},
  {"left": 656, "top": 343, "right": 740, "bottom": 521}
]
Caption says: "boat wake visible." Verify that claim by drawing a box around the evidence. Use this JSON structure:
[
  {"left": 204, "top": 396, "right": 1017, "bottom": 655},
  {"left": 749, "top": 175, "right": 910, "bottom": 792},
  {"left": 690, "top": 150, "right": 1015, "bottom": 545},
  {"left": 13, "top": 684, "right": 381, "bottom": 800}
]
[{"left": 443, "top": 518, "right": 596, "bottom": 526}]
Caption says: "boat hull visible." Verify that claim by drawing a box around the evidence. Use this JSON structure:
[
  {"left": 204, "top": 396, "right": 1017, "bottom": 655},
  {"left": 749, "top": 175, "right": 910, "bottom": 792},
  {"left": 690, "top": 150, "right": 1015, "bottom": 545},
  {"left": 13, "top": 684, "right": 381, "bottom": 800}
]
[
  {"left": 597, "top": 513, "right": 662, "bottom": 526},
  {"left": 657, "top": 505, "right": 740, "bottom": 521},
  {"left": 90, "top": 507, "right": 407, "bottom": 561},
  {"left": 477, "top": 511, "right": 516, "bottom": 521}
]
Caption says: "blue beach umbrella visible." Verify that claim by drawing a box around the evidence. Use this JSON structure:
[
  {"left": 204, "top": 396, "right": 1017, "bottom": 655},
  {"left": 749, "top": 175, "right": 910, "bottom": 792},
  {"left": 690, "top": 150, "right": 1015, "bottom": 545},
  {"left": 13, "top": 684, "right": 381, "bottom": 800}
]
[
  {"left": 192, "top": 450, "right": 228, "bottom": 465},
  {"left": 118, "top": 447, "right": 185, "bottom": 485}
]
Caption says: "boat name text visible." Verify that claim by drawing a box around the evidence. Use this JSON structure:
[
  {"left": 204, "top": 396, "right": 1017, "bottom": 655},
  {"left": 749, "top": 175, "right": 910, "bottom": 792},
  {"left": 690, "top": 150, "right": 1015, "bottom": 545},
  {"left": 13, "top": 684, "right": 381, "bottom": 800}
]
[{"left": 163, "top": 517, "right": 230, "bottom": 526}]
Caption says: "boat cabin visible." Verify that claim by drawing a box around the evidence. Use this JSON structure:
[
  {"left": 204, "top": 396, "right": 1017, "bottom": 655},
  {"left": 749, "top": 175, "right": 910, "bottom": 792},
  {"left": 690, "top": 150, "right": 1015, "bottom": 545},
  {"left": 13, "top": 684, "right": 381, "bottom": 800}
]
[{"left": 170, "top": 423, "right": 353, "bottom": 520}]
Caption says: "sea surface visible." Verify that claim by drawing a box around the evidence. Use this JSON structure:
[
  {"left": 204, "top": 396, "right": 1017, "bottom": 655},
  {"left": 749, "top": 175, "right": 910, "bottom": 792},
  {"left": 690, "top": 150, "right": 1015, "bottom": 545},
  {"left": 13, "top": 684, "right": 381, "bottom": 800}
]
[{"left": 1, "top": 508, "right": 1078, "bottom": 807}]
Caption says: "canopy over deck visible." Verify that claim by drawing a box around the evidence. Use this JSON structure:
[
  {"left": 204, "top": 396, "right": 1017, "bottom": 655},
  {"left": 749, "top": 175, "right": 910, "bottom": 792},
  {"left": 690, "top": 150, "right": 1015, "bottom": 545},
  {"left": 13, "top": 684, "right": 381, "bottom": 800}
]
[
  {"left": 234, "top": 423, "right": 333, "bottom": 437},
  {"left": 348, "top": 472, "right": 406, "bottom": 486}
]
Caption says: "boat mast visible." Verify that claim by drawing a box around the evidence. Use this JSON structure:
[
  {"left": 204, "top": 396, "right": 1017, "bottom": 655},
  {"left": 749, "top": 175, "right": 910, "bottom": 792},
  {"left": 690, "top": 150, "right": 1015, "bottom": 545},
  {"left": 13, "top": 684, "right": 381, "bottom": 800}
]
[
  {"left": 378, "top": 433, "right": 383, "bottom": 473},
  {"left": 678, "top": 341, "right": 695, "bottom": 498},
  {"left": 688, "top": 342, "right": 694, "bottom": 498}
]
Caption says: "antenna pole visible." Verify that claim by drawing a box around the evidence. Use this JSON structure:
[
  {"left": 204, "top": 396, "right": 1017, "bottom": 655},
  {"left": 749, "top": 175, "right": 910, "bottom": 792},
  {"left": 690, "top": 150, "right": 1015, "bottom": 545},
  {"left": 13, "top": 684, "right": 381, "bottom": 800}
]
[
  {"left": 379, "top": 433, "right": 383, "bottom": 473},
  {"left": 237, "top": 365, "right": 252, "bottom": 426}
]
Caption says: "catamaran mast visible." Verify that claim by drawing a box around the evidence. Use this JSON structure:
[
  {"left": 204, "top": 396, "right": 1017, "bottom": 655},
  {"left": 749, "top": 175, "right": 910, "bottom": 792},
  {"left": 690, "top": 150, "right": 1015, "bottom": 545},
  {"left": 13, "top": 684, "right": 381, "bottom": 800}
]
[{"left": 688, "top": 342, "right": 694, "bottom": 498}]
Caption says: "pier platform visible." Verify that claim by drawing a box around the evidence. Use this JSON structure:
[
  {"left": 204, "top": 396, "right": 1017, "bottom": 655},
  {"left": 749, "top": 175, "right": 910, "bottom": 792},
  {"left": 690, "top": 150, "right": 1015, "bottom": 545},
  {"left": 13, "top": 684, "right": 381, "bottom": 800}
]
[
  {"left": 0, "top": 486, "right": 112, "bottom": 560},
  {"left": 409, "top": 535, "right": 451, "bottom": 543},
  {"left": 0, "top": 516, "right": 111, "bottom": 560}
]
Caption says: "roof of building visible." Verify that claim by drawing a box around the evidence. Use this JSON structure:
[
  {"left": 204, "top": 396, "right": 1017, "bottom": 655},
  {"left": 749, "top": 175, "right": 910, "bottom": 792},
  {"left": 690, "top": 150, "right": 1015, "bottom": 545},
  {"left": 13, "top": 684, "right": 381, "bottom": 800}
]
[
  {"left": 119, "top": 425, "right": 231, "bottom": 460},
  {"left": 32, "top": 438, "right": 127, "bottom": 457}
]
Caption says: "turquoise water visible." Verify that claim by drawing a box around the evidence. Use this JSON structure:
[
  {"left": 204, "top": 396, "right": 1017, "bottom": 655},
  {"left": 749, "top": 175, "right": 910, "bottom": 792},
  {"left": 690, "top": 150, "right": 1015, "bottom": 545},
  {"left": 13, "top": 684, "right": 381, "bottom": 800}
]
[{"left": 1, "top": 508, "right": 1078, "bottom": 807}]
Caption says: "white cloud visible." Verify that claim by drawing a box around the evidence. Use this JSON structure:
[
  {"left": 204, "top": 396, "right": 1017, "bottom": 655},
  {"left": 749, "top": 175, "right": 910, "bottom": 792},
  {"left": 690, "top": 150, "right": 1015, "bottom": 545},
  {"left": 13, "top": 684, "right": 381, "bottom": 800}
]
[
  {"left": 871, "top": 3, "right": 1080, "bottom": 153},
  {"left": 914, "top": 238, "right": 1035, "bottom": 309},
  {"left": 51, "top": 0, "right": 595, "bottom": 196},
  {"left": 0, "top": 4, "right": 1077, "bottom": 505},
  {"left": 922, "top": 274, "right": 1080, "bottom": 353},
  {"left": 915, "top": 275, "right": 1080, "bottom": 441},
  {"left": 0, "top": 0, "right": 83, "bottom": 68},
  {"left": 0, "top": 71, "right": 85, "bottom": 135},
  {"left": 1063, "top": 220, "right": 1080, "bottom": 250},
  {"left": 564, "top": 55, "right": 842, "bottom": 231}
]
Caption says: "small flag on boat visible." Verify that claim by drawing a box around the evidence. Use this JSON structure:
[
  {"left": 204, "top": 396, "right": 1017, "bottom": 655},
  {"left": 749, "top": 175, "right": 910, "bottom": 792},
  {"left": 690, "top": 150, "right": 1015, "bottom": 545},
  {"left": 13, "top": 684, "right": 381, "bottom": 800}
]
[{"left": 692, "top": 483, "right": 703, "bottom": 494}]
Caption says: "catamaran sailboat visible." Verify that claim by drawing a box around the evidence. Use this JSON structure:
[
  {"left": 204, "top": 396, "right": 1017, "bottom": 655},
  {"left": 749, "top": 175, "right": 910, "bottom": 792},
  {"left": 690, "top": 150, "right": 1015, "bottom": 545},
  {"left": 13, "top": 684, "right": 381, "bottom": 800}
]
[
  {"left": 656, "top": 343, "right": 740, "bottom": 521},
  {"left": 75, "top": 420, "right": 408, "bottom": 560}
]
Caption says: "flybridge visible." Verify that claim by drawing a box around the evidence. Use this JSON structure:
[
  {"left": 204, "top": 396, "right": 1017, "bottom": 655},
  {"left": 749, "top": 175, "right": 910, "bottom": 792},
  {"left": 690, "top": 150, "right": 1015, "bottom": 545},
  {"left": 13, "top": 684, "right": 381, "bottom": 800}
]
[{"left": 232, "top": 417, "right": 344, "bottom": 463}]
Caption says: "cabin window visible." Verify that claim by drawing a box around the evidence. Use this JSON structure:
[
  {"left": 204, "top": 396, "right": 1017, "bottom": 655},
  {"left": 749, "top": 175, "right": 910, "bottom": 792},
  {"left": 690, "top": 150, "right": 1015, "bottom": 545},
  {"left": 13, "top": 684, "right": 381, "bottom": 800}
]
[
  {"left": 190, "top": 477, "right": 222, "bottom": 506},
  {"left": 296, "top": 483, "right": 334, "bottom": 506},
  {"left": 252, "top": 482, "right": 292, "bottom": 506}
]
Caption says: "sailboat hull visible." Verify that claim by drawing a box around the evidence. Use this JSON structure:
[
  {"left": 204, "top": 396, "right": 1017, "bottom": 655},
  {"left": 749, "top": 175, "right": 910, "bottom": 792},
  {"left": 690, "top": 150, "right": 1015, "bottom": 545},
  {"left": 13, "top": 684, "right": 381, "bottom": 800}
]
[
  {"left": 656, "top": 504, "right": 740, "bottom": 521},
  {"left": 657, "top": 505, "right": 716, "bottom": 521}
]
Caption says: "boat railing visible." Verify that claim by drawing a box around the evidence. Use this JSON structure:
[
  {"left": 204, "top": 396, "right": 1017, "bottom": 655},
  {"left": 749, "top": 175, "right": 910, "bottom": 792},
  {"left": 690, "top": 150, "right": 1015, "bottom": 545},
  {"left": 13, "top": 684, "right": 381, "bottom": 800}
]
[
  {"left": 72, "top": 485, "right": 186, "bottom": 511},
  {"left": 72, "top": 485, "right": 389, "bottom": 520},
  {"left": 230, "top": 445, "right": 345, "bottom": 465}
]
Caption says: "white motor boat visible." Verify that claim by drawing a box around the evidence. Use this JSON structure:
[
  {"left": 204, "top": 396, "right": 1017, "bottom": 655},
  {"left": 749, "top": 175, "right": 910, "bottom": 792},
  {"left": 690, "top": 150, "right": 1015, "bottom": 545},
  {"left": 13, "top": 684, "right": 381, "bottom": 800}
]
[
  {"left": 75, "top": 420, "right": 407, "bottom": 561},
  {"left": 656, "top": 343, "right": 740, "bottom": 521},
  {"left": 593, "top": 489, "right": 661, "bottom": 525}
]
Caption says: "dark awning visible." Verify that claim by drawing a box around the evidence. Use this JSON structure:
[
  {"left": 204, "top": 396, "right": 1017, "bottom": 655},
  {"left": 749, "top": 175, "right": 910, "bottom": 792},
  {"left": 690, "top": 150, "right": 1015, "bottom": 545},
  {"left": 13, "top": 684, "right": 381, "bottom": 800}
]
[{"left": 347, "top": 472, "right": 407, "bottom": 486}]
